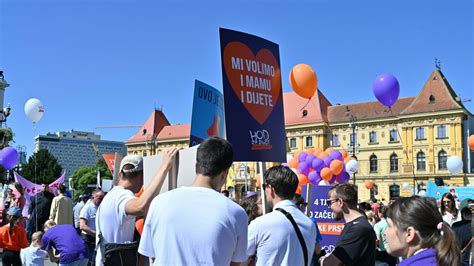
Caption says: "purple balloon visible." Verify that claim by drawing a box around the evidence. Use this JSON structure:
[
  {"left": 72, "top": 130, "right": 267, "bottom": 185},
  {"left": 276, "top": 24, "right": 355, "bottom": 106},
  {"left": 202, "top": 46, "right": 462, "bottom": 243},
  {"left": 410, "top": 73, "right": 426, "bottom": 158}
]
[
  {"left": 337, "top": 171, "right": 350, "bottom": 183},
  {"left": 298, "top": 152, "right": 308, "bottom": 163},
  {"left": 305, "top": 154, "right": 316, "bottom": 165},
  {"left": 329, "top": 150, "right": 343, "bottom": 161},
  {"left": 373, "top": 74, "right": 400, "bottom": 107},
  {"left": 329, "top": 174, "right": 337, "bottom": 184},
  {"left": 311, "top": 158, "right": 325, "bottom": 172},
  {"left": 323, "top": 156, "right": 333, "bottom": 167},
  {"left": 308, "top": 171, "right": 321, "bottom": 185},
  {"left": 0, "top": 147, "right": 19, "bottom": 170},
  {"left": 298, "top": 162, "right": 310, "bottom": 176}
]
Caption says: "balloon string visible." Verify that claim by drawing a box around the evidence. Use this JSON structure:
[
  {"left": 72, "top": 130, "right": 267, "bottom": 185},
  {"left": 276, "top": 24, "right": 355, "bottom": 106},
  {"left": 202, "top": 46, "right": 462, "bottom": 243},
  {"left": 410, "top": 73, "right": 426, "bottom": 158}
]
[
  {"left": 33, "top": 123, "right": 38, "bottom": 234},
  {"left": 300, "top": 98, "right": 311, "bottom": 111}
]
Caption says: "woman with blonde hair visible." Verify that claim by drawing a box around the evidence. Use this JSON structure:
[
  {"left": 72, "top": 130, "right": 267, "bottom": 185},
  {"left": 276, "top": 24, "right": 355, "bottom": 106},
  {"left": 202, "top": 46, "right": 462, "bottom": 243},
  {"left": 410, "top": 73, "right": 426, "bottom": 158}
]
[{"left": 385, "top": 196, "right": 460, "bottom": 266}]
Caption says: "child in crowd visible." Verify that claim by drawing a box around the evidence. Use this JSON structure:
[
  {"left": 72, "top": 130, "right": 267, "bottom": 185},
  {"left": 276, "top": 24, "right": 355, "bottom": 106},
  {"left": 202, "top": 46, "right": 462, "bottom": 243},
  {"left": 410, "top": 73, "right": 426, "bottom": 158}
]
[{"left": 20, "top": 231, "right": 48, "bottom": 266}]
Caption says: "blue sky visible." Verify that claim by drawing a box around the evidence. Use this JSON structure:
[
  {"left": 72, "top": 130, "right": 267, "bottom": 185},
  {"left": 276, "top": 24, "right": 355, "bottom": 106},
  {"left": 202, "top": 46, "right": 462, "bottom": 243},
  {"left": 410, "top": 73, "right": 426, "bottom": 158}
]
[{"left": 1, "top": 0, "right": 473, "bottom": 157}]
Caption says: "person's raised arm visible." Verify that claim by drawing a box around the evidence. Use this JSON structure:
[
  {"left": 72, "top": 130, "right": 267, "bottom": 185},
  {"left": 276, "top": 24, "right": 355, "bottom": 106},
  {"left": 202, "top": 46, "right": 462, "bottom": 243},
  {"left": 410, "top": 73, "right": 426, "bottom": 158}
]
[{"left": 125, "top": 148, "right": 178, "bottom": 216}]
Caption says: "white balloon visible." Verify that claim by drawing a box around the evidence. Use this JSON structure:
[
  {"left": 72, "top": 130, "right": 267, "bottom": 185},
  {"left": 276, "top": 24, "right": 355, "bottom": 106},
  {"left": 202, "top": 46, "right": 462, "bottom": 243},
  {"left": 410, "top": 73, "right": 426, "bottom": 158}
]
[
  {"left": 402, "top": 183, "right": 410, "bottom": 190},
  {"left": 447, "top": 156, "right": 463, "bottom": 175},
  {"left": 24, "top": 98, "right": 44, "bottom": 123},
  {"left": 345, "top": 160, "right": 359, "bottom": 174},
  {"left": 318, "top": 180, "right": 330, "bottom": 186}
]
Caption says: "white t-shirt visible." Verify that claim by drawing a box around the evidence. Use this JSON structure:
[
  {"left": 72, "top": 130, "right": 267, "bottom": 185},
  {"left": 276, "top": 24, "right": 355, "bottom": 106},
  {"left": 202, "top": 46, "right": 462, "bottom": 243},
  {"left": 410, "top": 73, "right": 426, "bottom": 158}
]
[
  {"left": 79, "top": 201, "right": 98, "bottom": 234},
  {"left": 247, "top": 200, "right": 317, "bottom": 266},
  {"left": 95, "top": 186, "right": 136, "bottom": 266},
  {"left": 20, "top": 246, "right": 47, "bottom": 266},
  {"left": 138, "top": 186, "right": 248, "bottom": 265}
]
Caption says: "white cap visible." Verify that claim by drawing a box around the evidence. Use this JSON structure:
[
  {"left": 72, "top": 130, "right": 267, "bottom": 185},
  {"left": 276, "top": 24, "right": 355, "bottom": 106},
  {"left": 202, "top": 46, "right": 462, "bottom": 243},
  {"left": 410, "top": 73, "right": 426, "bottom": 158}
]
[{"left": 120, "top": 155, "right": 143, "bottom": 173}]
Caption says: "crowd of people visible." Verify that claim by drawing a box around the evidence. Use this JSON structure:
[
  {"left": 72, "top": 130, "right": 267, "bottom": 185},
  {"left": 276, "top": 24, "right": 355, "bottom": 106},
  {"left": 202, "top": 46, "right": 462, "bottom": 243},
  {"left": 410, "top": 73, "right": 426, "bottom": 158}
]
[{"left": 0, "top": 136, "right": 472, "bottom": 265}]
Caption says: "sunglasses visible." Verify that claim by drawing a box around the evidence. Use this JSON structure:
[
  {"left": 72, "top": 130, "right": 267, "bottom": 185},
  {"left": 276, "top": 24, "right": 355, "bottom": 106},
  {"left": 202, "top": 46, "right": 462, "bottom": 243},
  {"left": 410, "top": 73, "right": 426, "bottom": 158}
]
[{"left": 327, "top": 198, "right": 340, "bottom": 206}]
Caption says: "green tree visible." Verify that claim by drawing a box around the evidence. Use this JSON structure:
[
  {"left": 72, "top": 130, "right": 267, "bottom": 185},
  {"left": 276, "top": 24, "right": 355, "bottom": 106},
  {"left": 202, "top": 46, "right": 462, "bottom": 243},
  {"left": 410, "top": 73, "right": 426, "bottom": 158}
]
[
  {"left": 19, "top": 149, "right": 63, "bottom": 184},
  {"left": 70, "top": 159, "right": 112, "bottom": 200}
]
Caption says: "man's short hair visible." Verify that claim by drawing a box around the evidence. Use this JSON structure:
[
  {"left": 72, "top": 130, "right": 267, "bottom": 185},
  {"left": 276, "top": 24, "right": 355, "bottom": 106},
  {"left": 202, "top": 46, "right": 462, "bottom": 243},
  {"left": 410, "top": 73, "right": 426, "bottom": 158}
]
[
  {"left": 58, "top": 184, "right": 66, "bottom": 193},
  {"left": 196, "top": 137, "right": 233, "bottom": 177},
  {"left": 329, "top": 183, "right": 358, "bottom": 208},
  {"left": 264, "top": 166, "right": 298, "bottom": 200},
  {"left": 31, "top": 231, "right": 44, "bottom": 242}
]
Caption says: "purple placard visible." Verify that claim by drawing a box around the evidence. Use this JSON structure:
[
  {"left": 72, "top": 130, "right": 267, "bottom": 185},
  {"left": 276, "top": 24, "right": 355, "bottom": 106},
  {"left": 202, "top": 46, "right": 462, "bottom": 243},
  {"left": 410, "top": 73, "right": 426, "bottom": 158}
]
[
  {"left": 302, "top": 185, "right": 345, "bottom": 254},
  {"left": 219, "top": 28, "right": 286, "bottom": 162}
]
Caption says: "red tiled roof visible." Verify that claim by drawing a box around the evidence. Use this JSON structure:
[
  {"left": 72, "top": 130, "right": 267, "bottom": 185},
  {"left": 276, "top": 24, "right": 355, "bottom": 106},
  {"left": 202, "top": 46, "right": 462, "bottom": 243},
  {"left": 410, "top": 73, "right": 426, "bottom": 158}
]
[
  {"left": 128, "top": 110, "right": 170, "bottom": 143},
  {"left": 400, "top": 70, "right": 464, "bottom": 115},
  {"left": 283, "top": 89, "right": 332, "bottom": 126},
  {"left": 328, "top": 97, "right": 415, "bottom": 123},
  {"left": 157, "top": 124, "right": 191, "bottom": 140}
]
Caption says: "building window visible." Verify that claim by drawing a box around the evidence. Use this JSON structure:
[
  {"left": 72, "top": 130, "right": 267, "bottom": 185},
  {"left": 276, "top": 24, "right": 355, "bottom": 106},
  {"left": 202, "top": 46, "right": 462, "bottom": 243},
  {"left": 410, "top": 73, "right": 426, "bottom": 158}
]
[
  {"left": 390, "top": 129, "right": 398, "bottom": 142},
  {"left": 437, "top": 125, "right": 447, "bottom": 138},
  {"left": 305, "top": 137, "right": 313, "bottom": 147},
  {"left": 350, "top": 133, "right": 357, "bottom": 146},
  {"left": 438, "top": 150, "right": 447, "bottom": 169},
  {"left": 331, "top": 134, "right": 340, "bottom": 146},
  {"left": 369, "top": 131, "right": 377, "bottom": 143},
  {"left": 417, "top": 152, "right": 426, "bottom": 170},
  {"left": 290, "top": 138, "right": 297, "bottom": 148},
  {"left": 416, "top": 128, "right": 425, "bottom": 140},
  {"left": 370, "top": 155, "right": 378, "bottom": 173},
  {"left": 389, "top": 184, "right": 400, "bottom": 200},
  {"left": 390, "top": 154, "right": 398, "bottom": 172}
]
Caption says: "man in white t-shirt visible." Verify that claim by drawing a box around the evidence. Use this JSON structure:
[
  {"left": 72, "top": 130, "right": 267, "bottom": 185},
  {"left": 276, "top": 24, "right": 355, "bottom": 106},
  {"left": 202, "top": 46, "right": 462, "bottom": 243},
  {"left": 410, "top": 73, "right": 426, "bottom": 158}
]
[
  {"left": 138, "top": 137, "right": 248, "bottom": 265},
  {"left": 95, "top": 148, "right": 178, "bottom": 266},
  {"left": 247, "top": 166, "right": 317, "bottom": 266},
  {"left": 80, "top": 188, "right": 104, "bottom": 262}
]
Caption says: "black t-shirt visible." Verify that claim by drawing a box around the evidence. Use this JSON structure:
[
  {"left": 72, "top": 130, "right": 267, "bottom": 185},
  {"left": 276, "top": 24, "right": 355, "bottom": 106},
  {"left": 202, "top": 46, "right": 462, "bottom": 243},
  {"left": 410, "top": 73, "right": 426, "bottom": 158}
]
[
  {"left": 452, "top": 219, "right": 472, "bottom": 264},
  {"left": 332, "top": 216, "right": 376, "bottom": 266}
]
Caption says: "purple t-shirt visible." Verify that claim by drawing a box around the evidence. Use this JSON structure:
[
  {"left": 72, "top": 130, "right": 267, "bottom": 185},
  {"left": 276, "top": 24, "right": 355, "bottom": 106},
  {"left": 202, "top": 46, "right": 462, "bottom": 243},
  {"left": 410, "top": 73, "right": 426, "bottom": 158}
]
[
  {"left": 42, "top": 224, "right": 89, "bottom": 263},
  {"left": 399, "top": 248, "right": 437, "bottom": 266}
]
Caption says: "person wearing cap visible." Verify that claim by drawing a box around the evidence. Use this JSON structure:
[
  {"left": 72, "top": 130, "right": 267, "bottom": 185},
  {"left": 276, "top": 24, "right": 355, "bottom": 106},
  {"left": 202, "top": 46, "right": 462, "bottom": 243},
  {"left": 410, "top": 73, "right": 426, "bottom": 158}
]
[
  {"left": 138, "top": 137, "right": 248, "bottom": 265},
  {"left": 0, "top": 207, "right": 30, "bottom": 265},
  {"left": 95, "top": 148, "right": 178, "bottom": 266}
]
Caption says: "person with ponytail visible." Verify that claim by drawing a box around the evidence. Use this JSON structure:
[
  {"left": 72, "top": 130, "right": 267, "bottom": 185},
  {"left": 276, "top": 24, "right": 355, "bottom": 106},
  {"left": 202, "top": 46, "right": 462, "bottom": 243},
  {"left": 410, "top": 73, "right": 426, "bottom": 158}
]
[
  {"left": 0, "top": 207, "right": 29, "bottom": 266},
  {"left": 385, "top": 196, "right": 461, "bottom": 266}
]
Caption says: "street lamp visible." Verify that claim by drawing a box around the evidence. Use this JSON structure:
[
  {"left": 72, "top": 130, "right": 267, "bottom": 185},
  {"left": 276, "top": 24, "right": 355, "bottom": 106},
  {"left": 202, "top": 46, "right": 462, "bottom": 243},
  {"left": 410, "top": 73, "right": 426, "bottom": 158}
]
[
  {"left": 346, "top": 107, "right": 359, "bottom": 185},
  {"left": 0, "top": 71, "right": 11, "bottom": 125}
]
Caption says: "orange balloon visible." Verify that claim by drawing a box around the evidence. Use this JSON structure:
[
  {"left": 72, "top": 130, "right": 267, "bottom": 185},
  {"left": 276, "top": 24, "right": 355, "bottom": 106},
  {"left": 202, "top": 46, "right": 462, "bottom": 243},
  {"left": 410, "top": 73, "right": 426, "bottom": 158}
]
[
  {"left": 330, "top": 160, "right": 344, "bottom": 175},
  {"left": 298, "top": 174, "right": 309, "bottom": 186},
  {"left": 306, "top": 148, "right": 315, "bottom": 154},
  {"left": 294, "top": 151, "right": 302, "bottom": 160},
  {"left": 288, "top": 158, "right": 299, "bottom": 169},
  {"left": 296, "top": 186, "right": 302, "bottom": 194},
  {"left": 320, "top": 167, "right": 333, "bottom": 181},
  {"left": 469, "top": 135, "right": 474, "bottom": 151},
  {"left": 289, "top": 64, "right": 318, "bottom": 99},
  {"left": 319, "top": 152, "right": 329, "bottom": 158},
  {"left": 340, "top": 150, "right": 348, "bottom": 159},
  {"left": 325, "top": 147, "right": 334, "bottom": 154},
  {"left": 344, "top": 157, "right": 354, "bottom": 163},
  {"left": 365, "top": 180, "right": 374, "bottom": 190}
]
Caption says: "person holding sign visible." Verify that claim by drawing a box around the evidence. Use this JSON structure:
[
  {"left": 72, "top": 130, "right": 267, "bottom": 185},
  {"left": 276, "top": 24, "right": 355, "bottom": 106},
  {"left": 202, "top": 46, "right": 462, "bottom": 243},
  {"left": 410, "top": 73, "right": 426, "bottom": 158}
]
[
  {"left": 138, "top": 137, "right": 248, "bottom": 265},
  {"left": 320, "top": 184, "right": 376, "bottom": 265},
  {"left": 95, "top": 149, "right": 178, "bottom": 266},
  {"left": 247, "top": 166, "right": 316, "bottom": 266}
]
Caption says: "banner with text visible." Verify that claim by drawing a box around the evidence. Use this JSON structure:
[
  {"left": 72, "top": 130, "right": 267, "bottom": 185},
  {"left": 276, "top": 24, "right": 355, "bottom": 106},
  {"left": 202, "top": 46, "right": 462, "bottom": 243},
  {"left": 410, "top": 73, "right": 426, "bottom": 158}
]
[
  {"left": 303, "top": 185, "right": 344, "bottom": 254},
  {"left": 190, "top": 80, "right": 226, "bottom": 147},
  {"left": 13, "top": 171, "right": 65, "bottom": 198},
  {"left": 219, "top": 28, "right": 286, "bottom": 162}
]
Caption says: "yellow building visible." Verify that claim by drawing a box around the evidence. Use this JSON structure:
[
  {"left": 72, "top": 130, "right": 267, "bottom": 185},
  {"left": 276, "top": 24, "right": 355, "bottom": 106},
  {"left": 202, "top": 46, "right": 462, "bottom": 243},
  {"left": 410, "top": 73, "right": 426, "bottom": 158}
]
[{"left": 126, "top": 69, "right": 474, "bottom": 201}]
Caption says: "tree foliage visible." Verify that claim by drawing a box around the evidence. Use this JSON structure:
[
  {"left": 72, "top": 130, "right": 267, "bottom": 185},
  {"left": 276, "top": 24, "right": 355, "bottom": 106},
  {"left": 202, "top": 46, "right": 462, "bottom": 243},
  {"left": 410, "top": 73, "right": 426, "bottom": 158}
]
[
  {"left": 19, "top": 149, "right": 63, "bottom": 184},
  {"left": 70, "top": 159, "right": 112, "bottom": 201}
]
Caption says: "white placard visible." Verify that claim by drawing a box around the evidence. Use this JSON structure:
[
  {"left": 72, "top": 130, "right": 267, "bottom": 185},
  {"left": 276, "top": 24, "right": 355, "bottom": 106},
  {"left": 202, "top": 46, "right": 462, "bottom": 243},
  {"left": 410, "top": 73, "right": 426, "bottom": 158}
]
[
  {"left": 143, "top": 153, "right": 170, "bottom": 194},
  {"left": 176, "top": 145, "right": 199, "bottom": 188}
]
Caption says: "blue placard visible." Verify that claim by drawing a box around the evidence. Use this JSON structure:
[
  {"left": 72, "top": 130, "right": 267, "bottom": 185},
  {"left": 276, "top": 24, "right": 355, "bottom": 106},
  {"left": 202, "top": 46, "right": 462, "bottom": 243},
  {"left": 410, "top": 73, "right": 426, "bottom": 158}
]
[
  {"left": 190, "top": 80, "right": 226, "bottom": 147},
  {"left": 426, "top": 181, "right": 474, "bottom": 203},
  {"left": 219, "top": 28, "right": 286, "bottom": 162},
  {"left": 302, "top": 185, "right": 345, "bottom": 254}
]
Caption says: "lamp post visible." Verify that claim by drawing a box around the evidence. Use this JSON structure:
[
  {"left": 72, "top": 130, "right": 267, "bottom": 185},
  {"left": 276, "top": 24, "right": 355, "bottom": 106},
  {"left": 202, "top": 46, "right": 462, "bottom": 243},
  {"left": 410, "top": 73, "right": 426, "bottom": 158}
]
[
  {"left": 0, "top": 71, "right": 11, "bottom": 127},
  {"left": 346, "top": 108, "right": 359, "bottom": 185}
]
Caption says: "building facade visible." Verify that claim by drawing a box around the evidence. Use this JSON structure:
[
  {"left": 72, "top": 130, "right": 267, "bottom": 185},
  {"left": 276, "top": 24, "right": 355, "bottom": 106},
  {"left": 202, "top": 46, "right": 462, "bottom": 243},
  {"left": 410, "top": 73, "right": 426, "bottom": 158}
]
[
  {"left": 126, "top": 69, "right": 473, "bottom": 201},
  {"left": 35, "top": 130, "right": 127, "bottom": 180}
]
